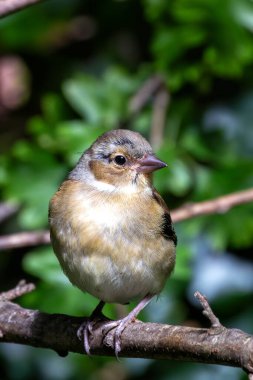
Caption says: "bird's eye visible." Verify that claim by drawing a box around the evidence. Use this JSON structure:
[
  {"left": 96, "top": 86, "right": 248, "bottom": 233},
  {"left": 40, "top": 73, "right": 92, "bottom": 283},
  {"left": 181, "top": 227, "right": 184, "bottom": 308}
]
[{"left": 114, "top": 155, "right": 126, "bottom": 165}]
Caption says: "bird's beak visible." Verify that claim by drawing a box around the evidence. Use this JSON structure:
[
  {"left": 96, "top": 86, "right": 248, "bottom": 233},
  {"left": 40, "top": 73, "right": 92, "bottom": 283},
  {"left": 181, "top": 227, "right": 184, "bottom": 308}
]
[{"left": 136, "top": 154, "right": 167, "bottom": 174}]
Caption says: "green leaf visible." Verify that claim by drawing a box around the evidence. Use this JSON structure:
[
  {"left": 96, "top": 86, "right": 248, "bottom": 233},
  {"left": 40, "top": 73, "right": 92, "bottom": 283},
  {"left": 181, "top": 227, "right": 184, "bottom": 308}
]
[
  {"left": 54, "top": 121, "right": 107, "bottom": 165},
  {"left": 4, "top": 144, "right": 66, "bottom": 229},
  {"left": 173, "top": 244, "right": 192, "bottom": 280},
  {"left": 23, "top": 246, "right": 67, "bottom": 284},
  {"left": 63, "top": 75, "right": 103, "bottom": 123},
  {"left": 167, "top": 159, "right": 193, "bottom": 196}
]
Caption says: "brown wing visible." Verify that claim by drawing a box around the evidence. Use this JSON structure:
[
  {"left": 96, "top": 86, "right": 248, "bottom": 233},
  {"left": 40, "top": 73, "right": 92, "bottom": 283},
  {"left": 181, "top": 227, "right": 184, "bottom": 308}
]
[{"left": 152, "top": 188, "right": 177, "bottom": 246}]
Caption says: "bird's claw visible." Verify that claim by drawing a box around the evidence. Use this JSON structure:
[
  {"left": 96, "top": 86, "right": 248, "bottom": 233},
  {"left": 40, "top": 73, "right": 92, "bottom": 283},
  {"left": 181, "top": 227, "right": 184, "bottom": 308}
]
[
  {"left": 78, "top": 318, "right": 127, "bottom": 358},
  {"left": 101, "top": 317, "right": 137, "bottom": 359},
  {"left": 78, "top": 296, "right": 153, "bottom": 358},
  {"left": 77, "top": 319, "right": 96, "bottom": 356},
  {"left": 78, "top": 316, "right": 111, "bottom": 355}
]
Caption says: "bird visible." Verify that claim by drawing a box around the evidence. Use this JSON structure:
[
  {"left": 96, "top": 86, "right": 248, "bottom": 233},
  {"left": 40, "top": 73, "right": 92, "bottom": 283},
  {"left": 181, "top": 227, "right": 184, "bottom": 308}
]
[{"left": 49, "top": 129, "right": 177, "bottom": 357}]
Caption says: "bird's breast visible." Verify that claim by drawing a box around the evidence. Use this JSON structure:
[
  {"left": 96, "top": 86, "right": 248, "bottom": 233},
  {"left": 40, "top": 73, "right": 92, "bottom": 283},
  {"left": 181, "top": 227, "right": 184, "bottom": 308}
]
[{"left": 49, "top": 180, "right": 176, "bottom": 303}]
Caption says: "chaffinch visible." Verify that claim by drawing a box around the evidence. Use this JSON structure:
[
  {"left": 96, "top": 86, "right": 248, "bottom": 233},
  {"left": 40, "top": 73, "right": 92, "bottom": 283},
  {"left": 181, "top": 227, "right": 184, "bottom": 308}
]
[{"left": 49, "top": 129, "right": 177, "bottom": 357}]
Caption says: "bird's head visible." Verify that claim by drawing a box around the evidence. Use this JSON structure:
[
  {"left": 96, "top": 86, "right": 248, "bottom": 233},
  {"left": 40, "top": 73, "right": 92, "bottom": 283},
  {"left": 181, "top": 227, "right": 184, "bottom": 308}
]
[{"left": 69, "top": 129, "right": 167, "bottom": 193}]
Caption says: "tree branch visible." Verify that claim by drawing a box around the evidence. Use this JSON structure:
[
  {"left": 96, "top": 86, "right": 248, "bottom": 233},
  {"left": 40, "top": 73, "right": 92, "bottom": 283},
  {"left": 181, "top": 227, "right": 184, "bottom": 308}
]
[
  {"left": 171, "top": 187, "right": 253, "bottom": 222},
  {"left": 0, "top": 279, "right": 35, "bottom": 301},
  {"left": 0, "top": 202, "right": 18, "bottom": 223},
  {"left": 194, "top": 291, "right": 222, "bottom": 328},
  {"left": 0, "top": 0, "right": 44, "bottom": 18},
  {"left": 0, "top": 230, "right": 50, "bottom": 250},
  {"left": 0, "top": 294, "right": 253, "bottom": 375},
  {"left": 129, "top": 75, "right": 165, "bottom": 115},
  {"left": 1, "top": 188, "right": 253, "bottom": 251},
  {"left": 0, "top": 277, "right": 252, "bottom": 377},
  {"left": 150, "top": 85, "right": 170, "bottom": 149}
]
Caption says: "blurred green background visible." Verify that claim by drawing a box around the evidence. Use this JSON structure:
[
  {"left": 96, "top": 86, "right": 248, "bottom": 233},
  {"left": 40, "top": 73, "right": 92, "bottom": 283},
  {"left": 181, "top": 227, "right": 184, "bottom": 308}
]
[{"left": 1, "top": 0, "right": 253, "bottom": 379}]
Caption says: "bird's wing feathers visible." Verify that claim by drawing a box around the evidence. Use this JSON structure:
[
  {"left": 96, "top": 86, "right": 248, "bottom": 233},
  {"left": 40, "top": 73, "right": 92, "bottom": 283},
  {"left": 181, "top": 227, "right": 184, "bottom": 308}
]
[{"left": 152, "top": 188, "right": 177, "bottom": 246}]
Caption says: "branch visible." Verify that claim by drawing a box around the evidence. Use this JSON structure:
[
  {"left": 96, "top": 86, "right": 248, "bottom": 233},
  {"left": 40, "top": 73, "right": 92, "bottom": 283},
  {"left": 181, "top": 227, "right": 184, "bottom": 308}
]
[
  {"left": 129, "top": 75, "right": 165, "bottom": 115},
  {"left": 0, "top": 287, "right": 253, "bottom": 376},
  {"left": 0, "top": 230, "right": 49, "bottom": 250},
  {"left": 1, "top": 188, "right": 253, "bottom": 251},
  {"left": 150, "top": 85, "right": 170, "bottom": 149},
  {"left": 0, "top": 279, "right": 35, "bottom": 301},
  {"left": 127, "top": 75, "right": 170, "bottom": 149},
  {"left": 171, "top": 187, "right": 253, "bottom": 223},
  {"left": 0, "top": 0, "right": 44, "bottom": 18},
  {"left": 194, "top": 291, "right": 222, "bottom": 328},
  {"left": 0, "top": 202, "right": 18, "bottom": 223}
]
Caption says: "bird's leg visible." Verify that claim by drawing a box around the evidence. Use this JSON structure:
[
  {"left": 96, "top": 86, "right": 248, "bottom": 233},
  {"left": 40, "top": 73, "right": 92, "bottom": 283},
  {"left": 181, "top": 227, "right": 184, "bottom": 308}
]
[
  {"left": 77, "top": 300, "right": 106, "bottom": 355},
  {"left": 103, "top": 294, "right": 154, "bottom": 358},
  {"left": 89, "top": 300, "right": 106, "bottom": 320}
]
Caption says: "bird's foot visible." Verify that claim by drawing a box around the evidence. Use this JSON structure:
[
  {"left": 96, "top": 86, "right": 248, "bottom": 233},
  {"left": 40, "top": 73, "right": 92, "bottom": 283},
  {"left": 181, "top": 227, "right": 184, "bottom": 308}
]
[
  {"left": 77, "top": 300, "right": 106, "bottom": 356},
  {"left": 103, "top": 294, "right": 154, "bottom": 359},
  {"left": 102, "top": 316, "right": 137, "bottom": 359},
  {"left": 78, "top": 295, "right": 153, "bottom": 358},
  {"left": 77, "top": 318, "right": 98, "bottom": 356}
]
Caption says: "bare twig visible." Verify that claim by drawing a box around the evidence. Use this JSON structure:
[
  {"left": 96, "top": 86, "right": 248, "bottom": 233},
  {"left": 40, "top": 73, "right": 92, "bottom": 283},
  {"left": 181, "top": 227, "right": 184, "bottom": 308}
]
[
  {"left": 171, "top": 188, "right": 253, "bottom": 222},
  {"left": 150, "top": 87, "right": 170, "bottom": 149},
  {"left": 128, "top": 74, "right": 170, "bottom": 149},
  {"left": 194, "top": 291, "right": 222, "bottom": 328},
  {"left": 0, "top": 202, "right": 18, "bottom": 223},
  {"left": 0, "top": 188, "right": 253, "bottom": 250},
  {"left": 129, "top": 74, "right": 165, "bottom": 115},
  {"left": 0, "top": 0, "right": 44, "bottom": 18},
  {"left": 0, "top": 230, "right": 50, "bottom": 250},
  {"left": 0, "top": 280, "right": 35, "bottom": 301}
]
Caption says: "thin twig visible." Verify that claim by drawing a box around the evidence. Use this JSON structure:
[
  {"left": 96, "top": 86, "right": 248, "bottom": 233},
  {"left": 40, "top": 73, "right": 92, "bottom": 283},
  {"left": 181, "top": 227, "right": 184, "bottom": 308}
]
[
  {"left": 0, "top": 280, "right": 35, "bottom": 338},
  {"left": 0, "top": 202, "right": 19, "bottom": 223},
  {"left": 0, "top": 230, "right": 50, "bottom": 250},
  {"left": 150, "top": 86, "right": 170, "bottom": 149},
  {"left": 129, "top": 74, "right": 165, "bottom": 115},
  {"left": 128, "top": 74, "right": 170, "bottom": 149},
  {"left": 0, "top": 280, "right": 35, "bottom": 301},
  {"left": 119, "top": 75, "right": 167, "bottom": 130},
  {"left": 0, "top": 0, "right": 44, "bottom": 18},
  {"left": 171, "top": 188, "right": 253, "bottom": 222},
  {"left": 194, "top": 291, "right": 222, "bottom": 328}
]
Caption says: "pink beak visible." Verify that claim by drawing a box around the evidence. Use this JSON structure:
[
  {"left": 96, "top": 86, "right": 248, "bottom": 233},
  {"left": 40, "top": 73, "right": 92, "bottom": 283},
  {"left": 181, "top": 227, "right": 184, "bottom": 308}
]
[{"left": 136, "top": 154, "right": 167, "bottom": 174}]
